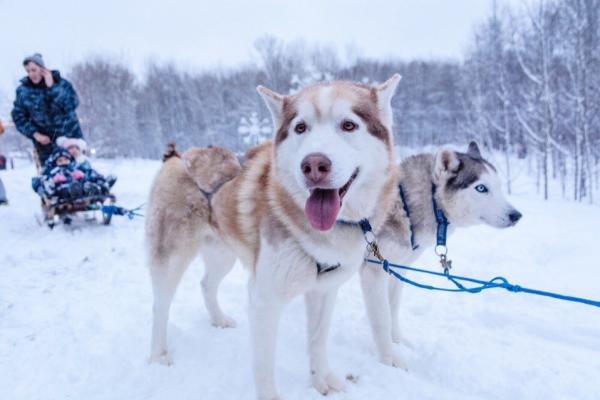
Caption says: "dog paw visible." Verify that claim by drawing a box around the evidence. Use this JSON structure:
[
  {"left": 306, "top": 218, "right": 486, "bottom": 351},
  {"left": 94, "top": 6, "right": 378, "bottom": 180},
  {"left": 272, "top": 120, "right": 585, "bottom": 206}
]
[
  {"left": 211, "top": 314, "right": 237, "bottom": 329},
  {"left": 257, "top": 392, "right": 282, "bottom": 400},
  {"left": 312, "top": 371, "right": 346, "bottom": 395},
  {"left": 148, "top": 351, "right": 173, "bottom": 366},
  {"left": 380, "top": 352, "right": 408, "bottom": 370}
]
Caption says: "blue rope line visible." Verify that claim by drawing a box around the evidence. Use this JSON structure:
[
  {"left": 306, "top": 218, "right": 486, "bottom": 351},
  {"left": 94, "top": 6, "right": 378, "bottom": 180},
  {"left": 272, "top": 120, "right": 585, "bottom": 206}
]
[
  {"left": 369, "top": 259, "right": 600, "bottom": 309},
  {"left": 101, "top": 203, "right": 144, "bottom": 220}
]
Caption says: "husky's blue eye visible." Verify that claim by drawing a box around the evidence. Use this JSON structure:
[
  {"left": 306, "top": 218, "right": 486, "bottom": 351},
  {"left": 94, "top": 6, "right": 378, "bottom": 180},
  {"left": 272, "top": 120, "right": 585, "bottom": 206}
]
[{"left": 475, "top": 184, "right": 488, "bottom": 193}]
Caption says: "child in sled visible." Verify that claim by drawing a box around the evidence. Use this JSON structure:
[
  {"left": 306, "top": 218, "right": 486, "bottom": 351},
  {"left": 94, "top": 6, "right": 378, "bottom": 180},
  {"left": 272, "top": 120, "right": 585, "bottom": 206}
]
[
  {"left": 32, "top": 148, "right": 86, "bottom": 203},
  {"left": 56, "top": 137, "right": 117, "bottom": 195}
]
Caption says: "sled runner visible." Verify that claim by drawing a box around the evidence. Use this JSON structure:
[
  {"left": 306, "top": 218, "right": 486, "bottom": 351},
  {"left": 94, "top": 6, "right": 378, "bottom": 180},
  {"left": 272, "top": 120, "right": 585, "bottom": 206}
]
[{"left": 39, "top": 192, "right": 118, "bottom": 228}]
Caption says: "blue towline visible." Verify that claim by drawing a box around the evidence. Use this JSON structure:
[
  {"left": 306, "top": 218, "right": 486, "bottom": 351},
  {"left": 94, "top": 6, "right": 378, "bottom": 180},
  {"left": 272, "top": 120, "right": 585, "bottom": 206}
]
[
  {"left": 98, "top": 203, "right": 144, "bottom": 220},
  {"left": 367, "top": 258, "right": 600, "bottom": 309}
]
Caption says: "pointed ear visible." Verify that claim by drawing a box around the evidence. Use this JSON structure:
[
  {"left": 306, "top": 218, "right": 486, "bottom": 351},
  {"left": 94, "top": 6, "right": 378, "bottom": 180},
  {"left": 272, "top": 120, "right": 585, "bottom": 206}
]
[
  {"left": 375, "top": 74, "right": 401, "bottom": 118},
  {"left": 434, "top": 147, "right": 461, "bottom": 179},
  {"left": 467, "top": 141, "right": 482, "bottom": 158},
  {"left": 257, "top": 85, "right": 284, "bottom": 125}
]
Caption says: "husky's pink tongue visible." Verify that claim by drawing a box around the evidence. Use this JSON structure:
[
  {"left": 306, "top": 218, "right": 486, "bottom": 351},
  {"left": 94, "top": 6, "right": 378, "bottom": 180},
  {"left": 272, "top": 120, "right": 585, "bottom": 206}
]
[{"left": 305, "top": 189, "right": 341, "bottom": 231}]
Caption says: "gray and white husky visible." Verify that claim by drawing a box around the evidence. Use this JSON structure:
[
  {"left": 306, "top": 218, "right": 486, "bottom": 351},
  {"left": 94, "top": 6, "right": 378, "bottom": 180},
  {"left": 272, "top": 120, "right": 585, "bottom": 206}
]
[{"left": 361, "top": 142, "right": 522, "bottom": 368}]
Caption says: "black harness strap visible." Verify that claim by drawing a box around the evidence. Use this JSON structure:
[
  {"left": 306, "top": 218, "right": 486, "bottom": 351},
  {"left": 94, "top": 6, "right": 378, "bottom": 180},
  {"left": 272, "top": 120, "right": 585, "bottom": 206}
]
[
  {"left": 398, "top": 184, "right": 419, "bottom": 251},
  {"left": 197, "top": 180, "right": 228, "bottom": 203},
  {"left": 316, "top": 262, "right": 341, "bottom": 274}
]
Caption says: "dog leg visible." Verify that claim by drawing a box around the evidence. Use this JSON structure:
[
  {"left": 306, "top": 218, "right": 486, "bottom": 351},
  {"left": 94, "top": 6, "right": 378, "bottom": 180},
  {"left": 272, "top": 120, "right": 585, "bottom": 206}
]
[
  {"left": 305, "top": 289, "right": 345, "bottom": 395},
  {"left": 149, "top": 253, "right": 193, "bottom": 365},
  {"left": 200, "top": 241, "right": 237, "bottom": 328},
  {"left": 249, "top": 260, "right": 284, "bottom": 400},
  {"left": 388, "top": 275, "right": 412, "bottom": 348},
  {"left": 360, "top": 264, "right": 407, "bottom": 369}
]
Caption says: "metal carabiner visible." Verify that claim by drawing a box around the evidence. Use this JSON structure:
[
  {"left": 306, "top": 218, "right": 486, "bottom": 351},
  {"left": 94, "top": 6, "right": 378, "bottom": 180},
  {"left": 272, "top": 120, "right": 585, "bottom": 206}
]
[{"left": 439, "top": 253, "right": 453, "bottom": 274}]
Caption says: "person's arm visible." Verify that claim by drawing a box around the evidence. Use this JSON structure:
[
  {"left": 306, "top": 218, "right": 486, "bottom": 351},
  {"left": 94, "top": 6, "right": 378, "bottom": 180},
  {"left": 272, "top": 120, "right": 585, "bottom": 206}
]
[
  {"left": 11, "top": 88, "right": 38, "bottom": 139},
  {"left": 47, "top": 78, "right": 80, "bottom": 113},
  {"left": 78, "top": 160, "right": 92, "bottom": 173},
  {"left": 86, "top": 167, "right": 103, "bottom": 181}
]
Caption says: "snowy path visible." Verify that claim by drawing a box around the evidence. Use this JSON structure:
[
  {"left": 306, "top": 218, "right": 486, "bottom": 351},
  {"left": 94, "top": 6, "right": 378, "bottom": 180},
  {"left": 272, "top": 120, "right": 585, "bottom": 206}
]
[{"left": 1, "top": 159, "right": 599, "bottom": 400}]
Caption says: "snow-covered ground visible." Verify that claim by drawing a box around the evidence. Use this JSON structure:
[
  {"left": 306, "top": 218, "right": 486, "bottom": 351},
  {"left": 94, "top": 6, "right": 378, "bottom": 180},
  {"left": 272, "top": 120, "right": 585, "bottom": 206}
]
[{"left": 1, "top": 158, "right": 599, "bottom": 400}]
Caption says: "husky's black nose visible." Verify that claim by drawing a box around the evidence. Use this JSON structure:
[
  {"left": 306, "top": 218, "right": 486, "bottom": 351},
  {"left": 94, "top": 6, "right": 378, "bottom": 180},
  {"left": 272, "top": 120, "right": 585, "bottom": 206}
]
[
  {"left": 301, "top": 153, "right": 332, "bottom": 185},
  {"left": 508, "top": 210, "right": 522, "bottom": 224}
]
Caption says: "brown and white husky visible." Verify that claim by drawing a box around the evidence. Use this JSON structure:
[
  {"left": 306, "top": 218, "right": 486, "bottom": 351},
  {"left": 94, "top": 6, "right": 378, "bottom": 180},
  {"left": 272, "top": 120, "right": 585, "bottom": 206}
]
[{"left": 146, "top": 75, "right": 402, "bottom": 399}]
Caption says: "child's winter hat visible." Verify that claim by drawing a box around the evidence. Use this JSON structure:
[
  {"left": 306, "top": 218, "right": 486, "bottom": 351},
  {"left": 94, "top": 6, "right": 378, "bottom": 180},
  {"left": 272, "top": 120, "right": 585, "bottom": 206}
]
[
  {"left": 50, "top": 148, "right": 74, "bottom": 165},
  {"left": 57, "top": 136, "right": 87, "bottom": 151}
]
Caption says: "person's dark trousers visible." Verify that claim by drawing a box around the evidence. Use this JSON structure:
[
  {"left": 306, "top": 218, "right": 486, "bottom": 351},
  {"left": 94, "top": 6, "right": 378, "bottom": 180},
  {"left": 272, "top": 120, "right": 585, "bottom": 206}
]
[
  {"left": 36, "top": 141, "right": 56, "bottom": 166},
  {"left": 0, "top": 176, "right": 7, "bottom": 203}
]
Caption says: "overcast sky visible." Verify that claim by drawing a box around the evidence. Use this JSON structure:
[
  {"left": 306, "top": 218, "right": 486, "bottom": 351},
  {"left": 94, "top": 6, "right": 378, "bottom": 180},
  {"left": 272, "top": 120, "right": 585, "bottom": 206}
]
[{"left": 0, "top": 0, "right": 518, "bottom": 101}]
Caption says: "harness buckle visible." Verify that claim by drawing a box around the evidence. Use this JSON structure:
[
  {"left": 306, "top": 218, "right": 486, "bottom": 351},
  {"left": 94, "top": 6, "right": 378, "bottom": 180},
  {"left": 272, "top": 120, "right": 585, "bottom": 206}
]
[
  {"left": 439, "top": 253, "right": 453, "bottom": 274},
  {"left": 358, "top": 218, "right": 387, "bottom": 264},
  {"left": 364, "top": 230, "right": 376, "bottom": 245},
  {"left": 368, "top": 241, "right": 385, "bottom": 263}
]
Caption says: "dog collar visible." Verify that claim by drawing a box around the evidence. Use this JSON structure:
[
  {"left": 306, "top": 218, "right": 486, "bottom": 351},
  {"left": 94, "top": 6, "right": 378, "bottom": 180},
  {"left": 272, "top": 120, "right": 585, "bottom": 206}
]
[
  {"left": 399, "top": 183, "right": 449, "bottom": 251},
  {"left": 336, "top": 218, "right": 373, "bottom": 235},
  {"left": 431, "top": 184, "right": 449, "bottom": 248}
]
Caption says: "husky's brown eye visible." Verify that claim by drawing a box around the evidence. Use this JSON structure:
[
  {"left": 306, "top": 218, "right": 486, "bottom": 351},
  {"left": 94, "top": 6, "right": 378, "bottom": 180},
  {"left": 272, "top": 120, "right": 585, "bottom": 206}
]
[
  {"left": 294, "top": 122, "right": 307, "bottom": 134},
  {"left": 341, "top": 120, "right": 357, "bottom": 132}
]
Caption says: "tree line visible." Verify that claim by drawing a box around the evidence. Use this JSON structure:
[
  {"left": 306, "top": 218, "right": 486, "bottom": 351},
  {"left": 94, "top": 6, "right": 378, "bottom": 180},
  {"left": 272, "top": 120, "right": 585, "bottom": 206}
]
[{"left": 3, "top": 0, "right": 598, "bottom": 202}]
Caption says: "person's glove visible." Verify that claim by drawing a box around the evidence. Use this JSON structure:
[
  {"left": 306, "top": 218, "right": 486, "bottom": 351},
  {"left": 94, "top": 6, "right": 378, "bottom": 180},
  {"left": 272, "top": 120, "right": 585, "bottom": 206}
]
[
  {"left": 53, "top": 174, "right": 67, "bottom": 184},
  {"left": 71, "top": 170, "right": 85, "bottom": 180}
]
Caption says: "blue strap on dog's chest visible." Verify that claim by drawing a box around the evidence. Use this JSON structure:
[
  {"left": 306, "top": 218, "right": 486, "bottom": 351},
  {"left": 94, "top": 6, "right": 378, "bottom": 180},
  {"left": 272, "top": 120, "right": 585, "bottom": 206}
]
[
  {"left": 337, "top": 218, "right": 372, "bottom": 235},
  {"left": 431, "top": 184, "right": 449, "bottom": 247},
  {"left": 399, "top": 183, "right": 449, "bottom": 250}
]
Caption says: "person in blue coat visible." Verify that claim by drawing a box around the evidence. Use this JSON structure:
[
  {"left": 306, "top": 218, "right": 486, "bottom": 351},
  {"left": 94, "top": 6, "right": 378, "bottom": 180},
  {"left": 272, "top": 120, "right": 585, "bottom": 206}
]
[{"left": 11, "top": 53, "right": 84, "bottom": 165}]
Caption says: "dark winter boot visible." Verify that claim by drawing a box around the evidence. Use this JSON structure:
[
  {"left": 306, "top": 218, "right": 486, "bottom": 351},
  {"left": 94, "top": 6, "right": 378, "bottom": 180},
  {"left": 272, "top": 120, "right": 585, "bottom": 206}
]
[
  {"left": 97, "top": 180, "right": 111, "bottom": 195},
  {"left": 106, "top": 175, "right": 117, "bottom": 188}
]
